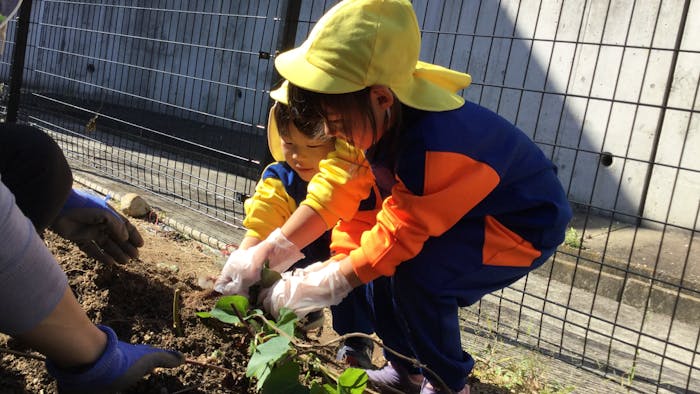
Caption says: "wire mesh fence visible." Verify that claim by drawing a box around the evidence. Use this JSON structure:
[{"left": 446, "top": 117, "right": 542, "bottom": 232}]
[{"left": 1, "top": 1, "right": 697, "bottom": 393}]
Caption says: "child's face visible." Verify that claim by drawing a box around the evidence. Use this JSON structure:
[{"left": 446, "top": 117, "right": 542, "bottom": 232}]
[
  {"left": 324, "top": 115, "right": 376, "bottom": 150},
  {"left": 281, "top": 122, "right": 335, "bottom": 182},
  {"left": 322, "top": 92, "right": 389, "bottom": 150}
]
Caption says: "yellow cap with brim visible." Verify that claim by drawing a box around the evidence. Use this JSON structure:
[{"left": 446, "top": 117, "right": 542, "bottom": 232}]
[
  {"left": 267, "top": 102, "right": 285, "bottom": 162},
  {"left": 272, "top": 0, "right": 471, "bottom": 111},
  {"left": 270, "top": 82, "right": 288, "bottom": 105}
]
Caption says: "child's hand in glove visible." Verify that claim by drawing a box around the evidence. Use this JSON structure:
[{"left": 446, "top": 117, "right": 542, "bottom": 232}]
[
  {"left": 214, "top": 246, "right": 270, "bottom": 296},
  {"left": 214, "top": 228, "right": 304, "bottom": 296},
  {"left": 51, "top": 189, "right": 144, "bottom": 265},
  {"left": 260, "top": 261, "right": 354, "bottom": 319}
]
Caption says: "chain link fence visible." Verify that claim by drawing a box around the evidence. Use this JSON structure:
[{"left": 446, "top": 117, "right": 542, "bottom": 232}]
[{"left": 1, "top": 1, "right": 697, "bottom": 392}]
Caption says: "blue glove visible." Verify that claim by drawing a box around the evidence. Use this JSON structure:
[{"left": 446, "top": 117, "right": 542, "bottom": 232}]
[
  {"left": 52, "top": 189, "right": 144, "bottom": 264},
  {"left": 60, "top": 189, "right": 121, "bottom": 220},
  {"left": 46, "top": 325, "right": 184, "bottom": 393}
]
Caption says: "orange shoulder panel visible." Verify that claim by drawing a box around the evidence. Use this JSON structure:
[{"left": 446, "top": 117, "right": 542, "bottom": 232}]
[
  {"left": 482, "top": 215, "right": 541, "bottom": 267},
  {"left": 350, "top": 151, "right": 501, "bottom": 283}
]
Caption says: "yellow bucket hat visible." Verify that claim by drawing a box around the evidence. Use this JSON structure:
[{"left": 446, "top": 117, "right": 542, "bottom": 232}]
[
  {"left": 272, "top": 0, "right": 471, "bottom": 111},
  {"left": 266, "top": 102, "right": 284, "bottom": 161}
]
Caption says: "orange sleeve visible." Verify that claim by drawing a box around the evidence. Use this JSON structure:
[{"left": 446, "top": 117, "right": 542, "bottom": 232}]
[
  {"left": 349, "top": 152, "right": 500, "bottom": 283},
  {"left": 330, "top": 185, "right": 381, "bottom": 257}
]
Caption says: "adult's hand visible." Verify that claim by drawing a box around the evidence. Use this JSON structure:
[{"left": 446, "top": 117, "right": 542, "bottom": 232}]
[
  {"left": 52, "top": 189, "right": 144, "bottom": 265},
  {"left": 46, "top": 325, "right": 184, "bottom": 393}
]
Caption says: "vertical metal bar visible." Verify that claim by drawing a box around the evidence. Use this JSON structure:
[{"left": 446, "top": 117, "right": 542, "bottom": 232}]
[
  {"left": 636, "top": 0, "right": 692, "bottom": 223},
  {"left": 276, "top": 0, "right": 302, "bottom": 57},
  {"left": 6, "top": 0, "right": 33, "bottom": 123},
  {"left": 261, "top": 0, "right": 302, "bottom": 168}
]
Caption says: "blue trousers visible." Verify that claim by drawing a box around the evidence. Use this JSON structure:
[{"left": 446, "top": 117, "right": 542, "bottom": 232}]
[
  {"left": 331, "top": 284, "right": 374, "bottom": 336},
  {"left": 365, "top": 220, "right": 559, "bottom": 391}
]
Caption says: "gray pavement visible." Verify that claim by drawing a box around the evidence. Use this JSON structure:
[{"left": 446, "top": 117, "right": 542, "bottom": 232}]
[{"left": 551, "top": 212, "right": 700, "bottom": 323}]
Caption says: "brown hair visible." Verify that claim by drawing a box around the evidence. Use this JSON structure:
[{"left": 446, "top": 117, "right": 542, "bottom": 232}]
[
  {"left": 287, "top": 83, "right": 401, "bottom": 162},
  {"left": 273, "top": 101, "right": 327, "bottom": 140}
]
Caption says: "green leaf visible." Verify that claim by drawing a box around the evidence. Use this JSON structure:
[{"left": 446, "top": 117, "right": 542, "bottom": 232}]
[
  {"left": 276, "top": 308, "right": 299, "bottom": 337},
  {"left": 205, "top": 295, "right": 249, "bottom": 325},
  {"left": 247, "top": 336, "right": 292, "bottom": 381},
  {"left": 209, "top": 308, "right": 241, "bottom": 324},
  {"left": 261, "top": 360, "right": 309, "bottom": 394},
  {"left": 337, "top": 368, "right": 368, "bottom": 394},
  {"left": 309, "top": 382, "right": 331, "bottom": 394},
  {"left": 195, "top": 311, "right": 212, "bottom": 318},
  {"left": 215, "top": 294, "right": 249, "bottom": 314},
  {"left": 259, "top": 267, "right": 283, "bottom": 288},
  {"left": 309, "top": 382, "right": 338, "bottom": 394}
]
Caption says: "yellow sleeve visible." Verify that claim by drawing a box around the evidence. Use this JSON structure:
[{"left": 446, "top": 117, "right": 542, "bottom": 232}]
[
  {"left": 301, "top": 139, "right": 374, "bottom": 229},
  {"left": 243, "top": 170, "right": 297, "bottom": 240}
]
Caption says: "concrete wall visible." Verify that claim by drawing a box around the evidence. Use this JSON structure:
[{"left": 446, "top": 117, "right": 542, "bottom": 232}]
[
  {"left": 3, "top": 0, "right": 698, "bottom": 230},
  {"left": 22, "top": 0, "right": 281, "bottom": 131},
  {"left": 413, "top": 0, "right": 698, "bottom": 231}
]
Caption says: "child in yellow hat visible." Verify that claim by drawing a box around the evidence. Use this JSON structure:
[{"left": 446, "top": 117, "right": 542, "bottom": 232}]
[
  {"left": 215, "top": 100, "right": 379, "bottom": 367},
  {"left": 257, "top": 1, "right": 574, "bottom": 393}
]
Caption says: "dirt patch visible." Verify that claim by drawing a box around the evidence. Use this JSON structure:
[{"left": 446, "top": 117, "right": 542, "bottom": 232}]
[
  {"left": 0, "top": 218, "right": 321, "bottom": 393},
  {"left": 0, "top": 217, "right": 494, "bottom": 393}
]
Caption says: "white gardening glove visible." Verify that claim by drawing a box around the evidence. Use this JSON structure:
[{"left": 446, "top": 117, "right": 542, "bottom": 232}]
[
  {"left": 214, "top": 228, "right": 304, "bottom": 296},
  {"left": 260, "top": 261, "right": 353, "bottom": 319},
  {"left": 214, "top": 246, "right": 268, "bottom": 296},
  {"left": 262, "top": 228, "right": 305, "bottom": 272}
]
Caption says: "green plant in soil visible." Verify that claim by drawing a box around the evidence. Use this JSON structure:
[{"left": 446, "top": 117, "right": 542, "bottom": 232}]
[{"left": 196, "top": 268, "right": 367, "bottom": 394}]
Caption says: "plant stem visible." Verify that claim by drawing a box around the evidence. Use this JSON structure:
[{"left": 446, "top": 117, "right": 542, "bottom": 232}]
[{"left": 173, "top": 288, "right": 184, "bottom": 337}]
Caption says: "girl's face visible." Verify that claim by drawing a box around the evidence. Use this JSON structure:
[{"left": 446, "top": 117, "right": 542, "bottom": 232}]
[
  {"left": 324, "top": 115, "right": 376, "bottom": 150},
  {"left": 323, "top": 87, "right": 393, "bottom": 151},
  {"left": 281, "top": 122, "right": 335, "bottom": 182}
]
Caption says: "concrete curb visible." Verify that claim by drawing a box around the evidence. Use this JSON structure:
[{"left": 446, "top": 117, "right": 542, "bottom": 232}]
[
  {"left": 73, "top": 175, "right": 233, "bottom": 256},
  {"left": 534, "top": 246, "right": 699, "bottom": 323}
]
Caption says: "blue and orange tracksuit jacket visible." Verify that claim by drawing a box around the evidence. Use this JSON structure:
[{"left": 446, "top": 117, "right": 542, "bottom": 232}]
[
  {"left": 327, "top": 102, "right": 573, "bottom": 391},
  {"left": 288, "top": 102, "right": 572, "bottom": 390},
  {"left": 333, "top": 102, "right": 572, "bottom": 301}
]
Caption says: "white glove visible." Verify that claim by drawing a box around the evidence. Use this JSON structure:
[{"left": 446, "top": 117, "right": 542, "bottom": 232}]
[
  {"left": 213, "top": 228, "right": 304, "bottom": 296},
  {"left": 260, "top": 261, "right": 353, "bottom": 319},
  {"left": 214, "top": 246, "right": 268, "bottom": 296},
  {"left": 262, "top": 228, "right": 305, "bottom": 273}
]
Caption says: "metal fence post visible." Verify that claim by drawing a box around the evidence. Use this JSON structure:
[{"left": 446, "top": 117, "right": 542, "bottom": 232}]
[
  {"left": 635, "top": 0, "right": 692, "bottom": 224},
  {"left": 6, "top": 0, "right": 33, "bottom": 123},
  {"left": 261, "top": 0, "right": 301, "bottom": 168}
]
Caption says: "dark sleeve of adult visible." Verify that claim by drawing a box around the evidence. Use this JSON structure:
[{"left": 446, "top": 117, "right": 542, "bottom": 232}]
[{"left": 0, "top": 124, "right": 73, "bottom": 232}]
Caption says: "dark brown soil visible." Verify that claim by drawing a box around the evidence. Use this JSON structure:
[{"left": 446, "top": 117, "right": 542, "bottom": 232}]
[
  {"left": 0, "top": 217, "right": 496, "bottom": 393},
  {"left": 0, "top": 218, "right": 329, "bottom": 393}
]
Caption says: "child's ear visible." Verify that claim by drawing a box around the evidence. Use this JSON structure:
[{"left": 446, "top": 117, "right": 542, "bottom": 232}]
[{"left": 370, "top": 85, "right": 394, "bottom": 110}]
